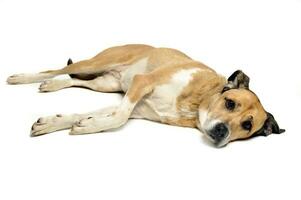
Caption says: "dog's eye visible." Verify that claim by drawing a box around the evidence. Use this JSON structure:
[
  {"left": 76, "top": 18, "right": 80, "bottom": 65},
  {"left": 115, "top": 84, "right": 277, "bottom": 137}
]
[
  {"left": 242, "top": 121, "right": 252, "bottom": 131},
  {"left": 225, "top": 98, "right": 236, "bottom": 111}
]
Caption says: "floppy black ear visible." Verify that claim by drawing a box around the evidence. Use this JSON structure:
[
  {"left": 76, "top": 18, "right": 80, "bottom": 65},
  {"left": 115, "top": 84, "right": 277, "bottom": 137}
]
[
  {"left": 222, "top": 70, "right": 250, "bottom": 93},
  {"left": 253, "top": 112, "right": 285, "bottom": 137}
]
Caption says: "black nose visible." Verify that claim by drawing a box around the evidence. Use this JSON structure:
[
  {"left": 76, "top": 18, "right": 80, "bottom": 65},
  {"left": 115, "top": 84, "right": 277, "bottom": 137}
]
[{"left": 209, "top": 123, "right": 229, "bottom": 141}]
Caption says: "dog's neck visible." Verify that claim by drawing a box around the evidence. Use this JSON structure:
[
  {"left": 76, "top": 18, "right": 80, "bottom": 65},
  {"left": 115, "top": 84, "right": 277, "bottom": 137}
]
[{"left": 174, "top": 72, "right": 226, "bottom": 128}]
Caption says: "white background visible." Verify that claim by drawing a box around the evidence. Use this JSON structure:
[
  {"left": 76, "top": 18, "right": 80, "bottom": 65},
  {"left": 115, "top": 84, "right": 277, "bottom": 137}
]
[{"left": 0, "top": 0, "right": 300, "bottom": 199}]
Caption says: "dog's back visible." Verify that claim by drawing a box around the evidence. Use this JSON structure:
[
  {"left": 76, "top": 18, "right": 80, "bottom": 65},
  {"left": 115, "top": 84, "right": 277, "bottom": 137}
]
[{"left": 64, "top": 44, "right": 198, "bottom": 82}]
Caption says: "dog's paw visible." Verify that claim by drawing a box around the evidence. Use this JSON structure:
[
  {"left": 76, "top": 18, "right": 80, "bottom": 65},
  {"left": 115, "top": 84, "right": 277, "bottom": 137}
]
[
  {"left": 31, "top": 114, "right": 71, "bottom": 136},
  {"left": 39, "top": 80, "right": 70, "bottom": 92},
  {"left": 70, "top": 117, "right": 99, "bottom": 135},
  {"left": 7, "top": 74, "right": 31, "bottom": 84}
]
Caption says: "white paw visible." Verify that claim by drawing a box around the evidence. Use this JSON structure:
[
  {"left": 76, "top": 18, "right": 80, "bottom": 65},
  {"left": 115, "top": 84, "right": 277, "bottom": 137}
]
[
  {"left": 7, "top": 74, "right": 31, "bottom": 84},
  {"left": 31, "top": 114, "right": 71, "bottom": 136},
  {"left": 70, "top": 117, "right": 100, "bottom": 135},
  {"left": 39, "top": 79, "right": 70, "bottom": 92}
]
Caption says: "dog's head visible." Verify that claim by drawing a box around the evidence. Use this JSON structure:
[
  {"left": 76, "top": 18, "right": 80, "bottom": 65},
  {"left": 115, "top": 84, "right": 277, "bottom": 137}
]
[{"left": 198, "top": 70, "right": 285, "bottom": 147}]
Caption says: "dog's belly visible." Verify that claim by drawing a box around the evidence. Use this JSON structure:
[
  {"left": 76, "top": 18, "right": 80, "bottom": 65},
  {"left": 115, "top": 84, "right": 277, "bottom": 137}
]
[{"left": 132, "top": 68, "right": 201, "bottom": 122}]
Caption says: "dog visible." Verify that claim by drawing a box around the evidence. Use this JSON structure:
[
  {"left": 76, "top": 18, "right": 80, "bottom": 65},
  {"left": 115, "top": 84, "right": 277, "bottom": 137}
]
[{"left": 7, "top": 44, "right": 285, "bottom": 147}]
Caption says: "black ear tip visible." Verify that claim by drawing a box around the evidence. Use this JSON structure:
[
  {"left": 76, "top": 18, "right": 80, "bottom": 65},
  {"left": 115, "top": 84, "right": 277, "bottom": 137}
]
[
  {"left": 279, "top": 129, "right": 285, "bottom": 134},
  {"left": 228, "top": 70, "right": 242, "bottom": 81}
]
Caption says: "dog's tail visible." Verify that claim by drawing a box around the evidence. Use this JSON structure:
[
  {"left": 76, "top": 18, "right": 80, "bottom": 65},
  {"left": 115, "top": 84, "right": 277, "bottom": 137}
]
[
  {"left": 67, "top": 58, "right": 76, "bottom": 79},
  {"left": 67, "top": 58, "right": 73, "bottom": 66},
  {"left": 67, "top": 58, "right": 98, "bottom": 80}
]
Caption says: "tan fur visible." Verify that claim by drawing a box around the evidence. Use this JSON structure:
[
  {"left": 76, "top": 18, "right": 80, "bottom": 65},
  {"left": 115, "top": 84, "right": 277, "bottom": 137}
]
[
  {"left": 207, "top": 89, "right": 267, "bottom": 140},
  {"left": 175, "top": 71, "right": 227, "bottom": 127},
  {"left": 41, "top": 44, "right": 154, "bottom": 76},
  {"left": 7, "top": 44, "right": 269, "bottom": 144}
]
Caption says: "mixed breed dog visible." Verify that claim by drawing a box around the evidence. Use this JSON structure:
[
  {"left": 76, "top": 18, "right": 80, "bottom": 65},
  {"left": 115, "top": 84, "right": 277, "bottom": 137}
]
[{"left": 7, "top": 44, "right": 284, "bottom": 147}]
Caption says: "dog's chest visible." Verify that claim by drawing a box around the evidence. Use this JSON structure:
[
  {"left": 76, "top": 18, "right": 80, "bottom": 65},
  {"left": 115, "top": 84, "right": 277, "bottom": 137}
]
[{"left": 134, "top": 68, "right": 201, "bottom": 121}]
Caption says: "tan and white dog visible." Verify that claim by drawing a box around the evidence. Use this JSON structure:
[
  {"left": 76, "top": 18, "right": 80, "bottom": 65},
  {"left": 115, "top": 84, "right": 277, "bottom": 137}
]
[{"left": 7, "top": 44, "right": 284, "bottom": 147}]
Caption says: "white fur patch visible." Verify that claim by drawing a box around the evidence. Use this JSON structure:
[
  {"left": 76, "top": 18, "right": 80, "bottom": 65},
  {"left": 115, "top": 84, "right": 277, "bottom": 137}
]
[
  {"left": 143, "top": 68, "right": 201, "bottom": 119},
  {"left": 118, "top": 96, "right": 135, "bottom": 113},
  {"left": 198, "top": 109, "right": 209, "bottom": 132},
  {"left": 198, "top": 109, "right": 222, "bottom": 133}
]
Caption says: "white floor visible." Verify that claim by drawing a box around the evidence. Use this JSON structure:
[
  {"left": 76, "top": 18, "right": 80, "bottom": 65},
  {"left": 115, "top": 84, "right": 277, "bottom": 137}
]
[{"left": 1, "top": 1, "right": 300, "bottom": 200}]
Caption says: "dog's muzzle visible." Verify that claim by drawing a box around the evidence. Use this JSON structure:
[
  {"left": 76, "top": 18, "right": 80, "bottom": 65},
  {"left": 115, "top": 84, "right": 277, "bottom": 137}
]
[{"left": 208, "top": 123, "right": 229, "bottom": 146}]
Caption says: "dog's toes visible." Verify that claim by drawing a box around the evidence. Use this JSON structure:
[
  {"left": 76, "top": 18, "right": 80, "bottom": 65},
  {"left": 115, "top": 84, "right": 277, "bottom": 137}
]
[
  {"left": 39, "top": 80, "right": 69, "bottom": 92},
  {"left": 69, "top": 126, "right": 82, "bottom": 135},
  {"left": 69, "top": 123, "right": 87, "bottom": 135},
  {"left": 39, "top": 80, "right": 53, "bottom": 92},
  {"left": 70, "top": 126, "right": 92, "bottom": 135},
  {"left": 30, "top": 114, "right": 69, "bottom": 136},
  {"left": 7, "top": 74, "right": 26, "bottom": 84},
  {"left": 30, "top": 124, "right": 37, "bottom": 137},
  {"left": 30, "top": 121, "right": 46, "bottom": 137},
  {"left": 70, "top": 117, "right": 97, "bottom": 135},
  {"left": 75, "top": 117, "right": 93, "bottom": 127},
  {"left": 30, "top": 123, "right": 46, "bottom": 137}
]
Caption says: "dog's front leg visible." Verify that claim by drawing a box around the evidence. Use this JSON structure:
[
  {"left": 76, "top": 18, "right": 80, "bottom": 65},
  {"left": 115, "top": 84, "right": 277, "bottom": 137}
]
[
  {"left": 70, "top": 97, "right": 135, "bottom": 135},
  {"left": 70, "top": 74, "right": 154, "bottom": 135},
  {"left": 31, "top": 106, "right": 117, "bottom": 136}
]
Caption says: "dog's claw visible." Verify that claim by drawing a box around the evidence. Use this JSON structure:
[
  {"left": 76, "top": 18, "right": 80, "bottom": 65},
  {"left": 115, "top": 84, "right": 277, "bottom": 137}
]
[
  {"left": 37, "top": 118, "right": 42, "bottom": 123},
  {"left": 30, "top": 115, "right": 70, "bottom": 136}
]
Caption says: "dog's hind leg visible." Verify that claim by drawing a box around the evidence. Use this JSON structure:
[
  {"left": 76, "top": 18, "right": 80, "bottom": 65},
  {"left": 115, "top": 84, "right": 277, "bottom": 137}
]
[
  {"left": 7, "top": 44, "right": 153, "bottom": 85},
  {"left": 6, "top": 59, "right": 96, "bottom": 85},
  {"left": 7, "top": 71, "right": 58, "bottom": 85},
  {"left": 39, "top": 72, "right": 122, "bottom": 92}
]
